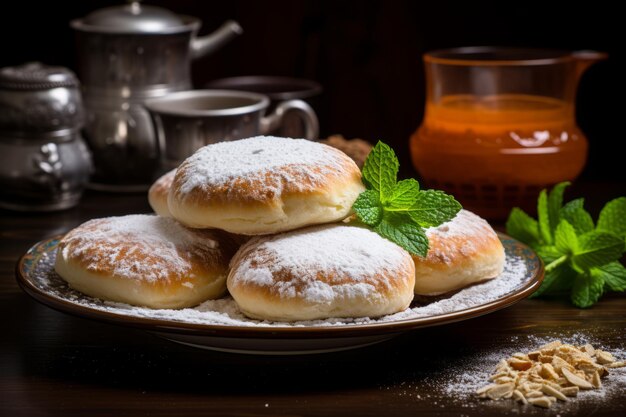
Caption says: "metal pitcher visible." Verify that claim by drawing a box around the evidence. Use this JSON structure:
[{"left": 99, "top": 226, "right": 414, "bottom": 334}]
[{"left": 71, "top": 1, "right": 242, "bottom": 191}]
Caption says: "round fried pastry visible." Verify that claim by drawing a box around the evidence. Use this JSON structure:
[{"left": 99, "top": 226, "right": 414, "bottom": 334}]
[
  {"left": 412, "top": 209, "right": 505, "bottom": 296},
  {"left": 168, "top": 136, "right": 366, "bottom": 235},
  {"left": 148, "top": 169, "right": 176, "bottom": 217},
  {"left": 227, "top": 224, "right": 415, "bottom": 321},
  {"left": 55, "top": 215, "right": 238, "bottom": 309}
]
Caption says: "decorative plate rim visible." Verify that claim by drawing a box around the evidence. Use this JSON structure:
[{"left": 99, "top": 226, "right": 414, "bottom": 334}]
[{"left": 16, "top": 233, "right": 544, "bottom": 340}]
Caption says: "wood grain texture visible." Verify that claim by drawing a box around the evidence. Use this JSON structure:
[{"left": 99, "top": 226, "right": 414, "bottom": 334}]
[{"left": 1, "top": 185, "right": 624, "bottom": 417}]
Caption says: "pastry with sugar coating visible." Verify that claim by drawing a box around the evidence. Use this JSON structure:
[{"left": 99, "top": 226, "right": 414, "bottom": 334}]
[
  {"left": 227, "top": 224, "right": 415, "bottom": 321},
  {"left": 148, "top": 169, "right": 176, "bottom": 217},
  {"left": 168, "top": 136, "right": 366, "bottom": 235},
  {"left": 412, "top": 209, "right": 505, "bottom": 296},
  {"left": 55, "top": 215, "right": 238, "bottom": 309}
]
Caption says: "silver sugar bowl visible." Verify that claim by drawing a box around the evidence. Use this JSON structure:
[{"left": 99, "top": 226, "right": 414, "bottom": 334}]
[
  {"left": 71, "top": 1, "right": 242, "bottom": 191},
  {"left": 0, "top": 63, "right": 92, "bottom": 211}
]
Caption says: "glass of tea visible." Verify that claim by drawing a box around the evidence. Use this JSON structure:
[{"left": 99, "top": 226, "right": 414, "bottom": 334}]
[{"left": 410, "top": 47, "right": 606, "bottom": 219}]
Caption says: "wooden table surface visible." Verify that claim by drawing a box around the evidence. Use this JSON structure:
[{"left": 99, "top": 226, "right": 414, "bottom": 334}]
[{"left": 1, "top": 183, "right": 625, "bottom": 417}]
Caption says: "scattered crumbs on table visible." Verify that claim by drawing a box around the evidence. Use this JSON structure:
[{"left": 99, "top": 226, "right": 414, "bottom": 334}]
[
  {"left": 474, "top": 340, "right": 624, "bottom": 408},
  {"left": 377, "top": 332, "right": 626, "bottom": 414}
]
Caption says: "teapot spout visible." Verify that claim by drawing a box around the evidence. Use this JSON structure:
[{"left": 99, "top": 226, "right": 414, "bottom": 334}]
[
  {"left": 572, "top": 50, "right": 608, "bottom": 79},
  {"left": 191, "top": 20, "right": 243, "bottom": 60}
]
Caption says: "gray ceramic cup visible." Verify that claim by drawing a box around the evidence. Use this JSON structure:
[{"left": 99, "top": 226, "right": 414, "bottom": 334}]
[
  {"left": 206, "top": 76, "right": 322, "bottom": 138},
  {"left": 144, "top": 89, "right": 319, "bottom": 174}
]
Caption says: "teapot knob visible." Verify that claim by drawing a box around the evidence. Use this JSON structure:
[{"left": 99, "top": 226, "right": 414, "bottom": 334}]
[{"left": 127, "top": 0, "right": 141, "bottom": 13}]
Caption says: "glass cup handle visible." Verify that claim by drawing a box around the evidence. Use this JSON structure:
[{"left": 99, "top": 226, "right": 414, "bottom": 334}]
[{"left": 260, "top": 99, "right": 319, "bottom": 140}]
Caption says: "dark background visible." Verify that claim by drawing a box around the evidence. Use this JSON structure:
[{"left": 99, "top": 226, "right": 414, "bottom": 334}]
[{"left": 1, "top": 0, "right": 623, "bottom": 182}]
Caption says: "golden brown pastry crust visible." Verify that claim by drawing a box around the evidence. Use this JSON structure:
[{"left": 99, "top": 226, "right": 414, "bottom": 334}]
[
  {"left": 148, "top": 169, "right": 176, "bottom": 217},
  {"left": 168, "top": 137, "right": 365, "bottom": 235},
  {"left": 55, "top": 215, "right": 239, "bottom": 309},
  {"left": 227, "top": 224, "right": 415, "bottom": 321},
  {"left": 412, "top": 210, "right": 505, "bottom": 295}
]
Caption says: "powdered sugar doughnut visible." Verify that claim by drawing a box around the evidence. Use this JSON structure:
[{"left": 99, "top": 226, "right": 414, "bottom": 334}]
[
  {"left": 227, "top": 224, "right": 415, "bottom": 321},
  {"left": 148, "top": 169, "right": 176, "bottom": 217},
  {"left": 168, "top": 136, "right": 366, "bottom": 235},
  {"left": 412, "top": 210, "right": 505, "bottom": 296},
  {"left": 55, "top": 215, "right": 238, "bottom": 309}
]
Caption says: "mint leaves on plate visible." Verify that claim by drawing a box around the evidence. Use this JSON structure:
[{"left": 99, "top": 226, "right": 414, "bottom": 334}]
[
  {"left": 351, "top": 141, "right": 461, "bottom": 257},
  {"left": 506, "top": 182, "right": 626, "bottom": 308}
]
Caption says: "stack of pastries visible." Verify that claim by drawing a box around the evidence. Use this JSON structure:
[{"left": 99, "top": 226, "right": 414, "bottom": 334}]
[{"left": 55, "top": 136, "right": 504, "bottom": 321}]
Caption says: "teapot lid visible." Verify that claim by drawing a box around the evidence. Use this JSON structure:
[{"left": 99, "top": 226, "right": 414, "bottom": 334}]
[
  {"left": 71, "top": 1, "right": 197, "bottom": 34},
  {"left": 0, "top": 62, "right": 79, "bottom": 90}
]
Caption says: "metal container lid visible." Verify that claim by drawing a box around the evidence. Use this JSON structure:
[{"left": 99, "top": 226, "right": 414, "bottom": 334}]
[
  {"left": 0, "top": 62, "right": 79, "bottom": 91},
  {"left": 0, "top": 62, "right": 83, "bottom": 135},
  {"left": 71, "top": 1, "right": 198, "bottom": 34}
]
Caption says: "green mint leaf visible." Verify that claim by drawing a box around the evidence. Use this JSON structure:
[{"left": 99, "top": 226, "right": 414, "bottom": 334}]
[
  {"left": 594, "top": 262, "right": 626, "bottom": 292},
  {"left": 548, "top": 265, "right": 578, "bottom": 293},
  {"left": 536, "top": 182, "right": 570, "bottom": 245},
  {"left": 536, "top": 245, "right": 565, "bottom": 264},
  {"left": 572, "top": 231, "right": 625, "bottom": 271},
  {"left": 376, "top": 212, "right": 429, "bottom": 257},
  {"left": 506, "top": 207, "right": 540, "bottom": 249},
  {"left": 355, "top": 140, "right": 463, "bottom": 258},
  {"left": 571, "top": 272, "right": 604, "bottom": 308},
  {"left": 530, "top": 263, "right": 576, "bottom": 298},
  {"left": 537, "top": 189, "right": 552, "bottom": 245},
  {"left": 544, "top": 255, "right": 569, "bottom": 273},
  {"left": 554, "top": 220, "right": 579, "bottom": 255},
  {"left": 597, "top": 197, "right": 626, "bottom": 239},
  {"left": 507, "top": 180, "right": 625, "bottom": 309},
  {"left": 361, "top": 141, "right": 398, "bottom": 202},
  {"left": 548, "top": 181, "right": 570, "bottom": 235},
  {"left": 352, "top": 190, "right": 383, "bottom": 226},
  {"left": 406, "top": 190, "right": 462, "bottom": 228},
  {"left": 560, "top": 198, "right": 594, "bottom": 234},
  {"left": 387, "top": 178, "right": 420, "bottom": 209},
  {"left": 561, "top": 197, "right": 584, "bottom": 210}
]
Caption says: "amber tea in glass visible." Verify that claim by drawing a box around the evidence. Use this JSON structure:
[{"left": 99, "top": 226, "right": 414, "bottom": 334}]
[{"left": 410, "top": 47, "right": 606, "bottom": 219}]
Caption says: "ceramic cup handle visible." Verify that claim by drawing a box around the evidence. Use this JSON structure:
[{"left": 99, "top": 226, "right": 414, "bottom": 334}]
[{"left": 260, "top": 99, "right": 319, "bottom": 140}]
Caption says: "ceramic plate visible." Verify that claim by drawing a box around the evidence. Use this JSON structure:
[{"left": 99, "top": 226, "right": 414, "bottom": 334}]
[{"left": 16, "top": 233, "right": 543, "bottom": 355}]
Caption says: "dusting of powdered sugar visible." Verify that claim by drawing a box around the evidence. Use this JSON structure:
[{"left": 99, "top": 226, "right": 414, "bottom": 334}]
[
  {"left": 229, "top": 224, "right": 410, "bottom": 302},
  {"left": 174, "top": 136, "right": 351, "bottom": 196},
  {"left": 30, "top": 234, "right": 533, "bottom": 327},
  {"left": 427, "top": 210, "right": 491, "bottom": 239},
  {"left": 58, "top": 215, "right": 219, "bottom": 282},
  {"left": 425, "top": 209, "right": 498, "bottom": 264}
]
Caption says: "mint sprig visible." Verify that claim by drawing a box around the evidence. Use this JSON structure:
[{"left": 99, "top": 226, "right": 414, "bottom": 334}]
[
  {"left": 506, "top": 182, "right": 626, "bottom": 308},
  {"left": 352, "top": 141, "right": 461, "bottom": 256}
]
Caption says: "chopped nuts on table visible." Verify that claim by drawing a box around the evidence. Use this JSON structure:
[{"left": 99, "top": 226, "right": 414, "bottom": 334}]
[{"left": 476, "top": 341, "right": 625, "bottom": 409}]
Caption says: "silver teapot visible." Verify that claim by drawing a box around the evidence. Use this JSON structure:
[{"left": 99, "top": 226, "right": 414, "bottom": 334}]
[{"left": 71, "top": 1, "right": 242, "bottom": 191}]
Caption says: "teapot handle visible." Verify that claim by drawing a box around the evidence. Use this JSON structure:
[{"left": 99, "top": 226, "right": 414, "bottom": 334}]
[{"left": 191, "top": 20, "right": 243, "bottom": 60}]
